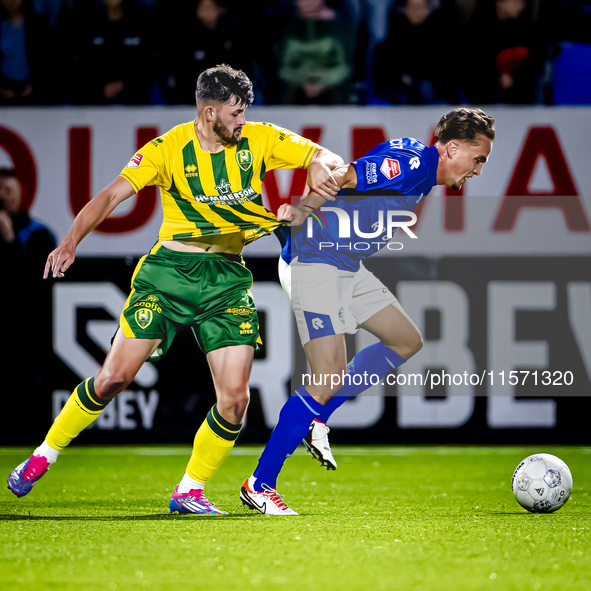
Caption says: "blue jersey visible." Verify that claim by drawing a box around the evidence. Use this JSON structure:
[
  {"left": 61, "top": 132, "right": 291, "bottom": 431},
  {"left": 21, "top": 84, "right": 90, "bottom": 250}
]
[{"left": 281, "top": 138, "right": 439, "bottom": 272}]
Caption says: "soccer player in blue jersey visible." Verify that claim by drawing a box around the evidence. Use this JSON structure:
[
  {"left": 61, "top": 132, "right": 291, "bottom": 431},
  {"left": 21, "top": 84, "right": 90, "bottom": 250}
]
[{"left": 241, "top": 107, "right": 495, "bottom": 515}]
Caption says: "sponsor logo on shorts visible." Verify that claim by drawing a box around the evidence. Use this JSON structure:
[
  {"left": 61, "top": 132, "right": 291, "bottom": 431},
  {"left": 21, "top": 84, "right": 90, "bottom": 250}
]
[
  {"left": 304, "top": 311, "right": 335, "bottom": 338},
  {"left": 311, "top": 318, "right": 324, "bottom": 330},
  {"left": 134, "top": 298, "right": 162, "bottom": 313},
  {"left": 127, "top": 153, "right": 144, "bottom": 168},
  {"left": 338, "top": 307, "right": 346, "bottom": 324},
  {"left": 236, "top": 149, "right": 253, "bottom": 171},
  {"left": 225, "top": 307, "right": 254, "bottom": 316},
  {"left": 380, "top": 158, "right": 400, "bottom": 180},
  {"left": 135, "top": 308, "right": 153, "bottom": 329},
  {"left": 239, "top": 321, "right": 254, "bottom": 335}
]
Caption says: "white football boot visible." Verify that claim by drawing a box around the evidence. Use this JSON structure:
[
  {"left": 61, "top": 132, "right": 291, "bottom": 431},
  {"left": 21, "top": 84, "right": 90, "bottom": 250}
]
[
  {"left": 240, "top": 476, "right": 298, "bottom": 516},
  {"left": 303, "top": 420, "right": 337, "bottom": 470}
]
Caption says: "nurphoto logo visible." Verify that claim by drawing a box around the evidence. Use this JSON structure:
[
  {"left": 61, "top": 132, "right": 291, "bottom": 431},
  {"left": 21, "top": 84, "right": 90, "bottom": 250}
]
[{"left": 304, "top": 206, "right": 418, "bottom": 252}]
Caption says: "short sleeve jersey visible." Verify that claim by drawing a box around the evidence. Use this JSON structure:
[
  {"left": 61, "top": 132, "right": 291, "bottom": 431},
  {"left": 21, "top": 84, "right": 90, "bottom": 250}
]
[
  {"left": 120, "top": 120, "right": 318, "bottom": 243},
  {"left": 286, "top": 138, "right": 439, "bottom": 271}
]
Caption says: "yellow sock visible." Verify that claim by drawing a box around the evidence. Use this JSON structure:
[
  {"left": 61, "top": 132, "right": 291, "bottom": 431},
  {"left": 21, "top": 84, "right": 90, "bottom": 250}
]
[
  {"left": 186, "top": 405, "right": 242, "bottom": 484},
  {"left": 46, "top": 378, "right": 109, "bottom": 450}
]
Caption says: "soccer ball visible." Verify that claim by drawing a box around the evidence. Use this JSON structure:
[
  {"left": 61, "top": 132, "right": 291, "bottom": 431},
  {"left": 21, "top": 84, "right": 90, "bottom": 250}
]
[{"left": 512, "top": 453, "right": 573, "bottom": 513}]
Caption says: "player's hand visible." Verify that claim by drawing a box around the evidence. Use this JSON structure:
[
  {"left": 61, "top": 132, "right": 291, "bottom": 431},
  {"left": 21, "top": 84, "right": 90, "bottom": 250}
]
[
  {"left": 306, "top": 160, "right": 339, "bottom": 199},
  {"left": 277, "top": 204, "right": 309, "bottom": 227},
  {"left": 277, "top": 203, "right": 292, "bottom": 222},
  {"left": 44, "top": 239, "right": 76, "bottom": 279}
]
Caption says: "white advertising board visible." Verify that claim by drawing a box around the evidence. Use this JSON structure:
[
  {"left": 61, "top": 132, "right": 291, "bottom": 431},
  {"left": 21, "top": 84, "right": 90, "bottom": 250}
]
[{"left": 1, "top": 106, "right": 590, "bottom": 257}]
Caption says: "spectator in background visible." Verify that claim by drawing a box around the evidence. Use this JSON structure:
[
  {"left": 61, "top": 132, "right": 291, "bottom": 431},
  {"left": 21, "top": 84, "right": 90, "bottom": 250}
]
[
  {"left": 559, "top": 0, "right": 591, "bottom": 42},
  {"left": 372, "top": 0, "right": 461, "bottom": 104},
  {"left": 462, "top": 0, "right": 547, "bottom": 104},
  {"left": 0, "top": 168, "right": 56, "bottom": 392},
  {"left": 0, "top": 0, "right": 57, "bottom": 104},
  {"left": 32, "top": 0, "right": 62, "bottom": 27},
  {"left": 160, "top": 0, "right": 251, "bottom": 105},
  {"left": 0, "top": 167, "right": 56, "bottom": 285},
  {"left": 61, "top": 0, "right": 156, "bottom": 104},
  {"left": 273, "top": 0, "right": 358, "bottom": 104}
]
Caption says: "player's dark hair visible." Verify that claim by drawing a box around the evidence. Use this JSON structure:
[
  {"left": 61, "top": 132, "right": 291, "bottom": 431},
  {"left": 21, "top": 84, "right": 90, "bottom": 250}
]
[
  {"left": 0, "top": 168, "right": 21, "bottom": 186},
  {"left": 434, "top": 108, "right": 495, "bottom": 144},
  {"left": 195, "top": 64, "right": 254, "bottom": 109},
  {"left": 0, "top": 167, "right": 18, "bottom": 179}
]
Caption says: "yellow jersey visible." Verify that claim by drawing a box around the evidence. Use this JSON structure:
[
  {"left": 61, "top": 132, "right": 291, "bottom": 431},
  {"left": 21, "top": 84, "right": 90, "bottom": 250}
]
[{"left": 119, "top": 120, "right": 318, "bottom": 243}]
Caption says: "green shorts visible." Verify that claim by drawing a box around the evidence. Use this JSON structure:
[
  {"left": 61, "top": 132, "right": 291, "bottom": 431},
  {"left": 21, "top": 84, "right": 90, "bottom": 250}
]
[{"left": 119, "top": 244, "right": 261, "bottom": 359}]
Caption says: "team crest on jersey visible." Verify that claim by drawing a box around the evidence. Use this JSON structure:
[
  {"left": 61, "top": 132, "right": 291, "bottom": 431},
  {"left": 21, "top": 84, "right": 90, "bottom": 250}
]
[
  {"left": 236, "top": 149, "right": 253, "bottom": 172},
  {"left": 127, "top": 153, "right": 144, "bottom": 168},
  {"left": 380, "top": 158, "right": 400, "bottom": 180},
  {"left": 135, "top": 308, "right": 153, "bottom": 329}
]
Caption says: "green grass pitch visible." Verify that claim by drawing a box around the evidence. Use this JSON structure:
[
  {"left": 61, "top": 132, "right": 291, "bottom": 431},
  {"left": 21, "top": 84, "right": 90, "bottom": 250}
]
[{"left": 1, "top": 445, "right": 589, "bottom": 591}]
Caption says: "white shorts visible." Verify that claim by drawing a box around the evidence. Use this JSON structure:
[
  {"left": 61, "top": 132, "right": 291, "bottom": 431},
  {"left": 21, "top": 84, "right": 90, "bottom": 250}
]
[{"left": 279, "top": 257, "right": 397, "bottom": 346}]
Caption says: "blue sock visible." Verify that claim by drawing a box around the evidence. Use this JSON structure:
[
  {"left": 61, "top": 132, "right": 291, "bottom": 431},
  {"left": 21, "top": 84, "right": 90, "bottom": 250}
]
[
  {"left": 322, "top": 343, "right": 406, "bottom": 417},
  {"left": 253, "top": 386, "right": 329, "bottom": 490}
]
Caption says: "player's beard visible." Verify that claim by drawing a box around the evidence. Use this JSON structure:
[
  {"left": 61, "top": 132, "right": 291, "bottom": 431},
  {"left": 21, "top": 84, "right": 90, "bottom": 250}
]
[{"left": 213, "top": 118, "right": 241, "bottom": 147}]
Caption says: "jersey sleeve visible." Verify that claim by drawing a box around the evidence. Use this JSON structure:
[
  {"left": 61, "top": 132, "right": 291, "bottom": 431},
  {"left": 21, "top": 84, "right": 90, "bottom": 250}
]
[
  {"left": 119, "top": 136, "right": 169, "bottom": 193},
  {"left": 263, "top": 123, "right": 319, "bottom": 171},
  {"left": 353, "top": 142, "right": 428, "bottom": 193}
]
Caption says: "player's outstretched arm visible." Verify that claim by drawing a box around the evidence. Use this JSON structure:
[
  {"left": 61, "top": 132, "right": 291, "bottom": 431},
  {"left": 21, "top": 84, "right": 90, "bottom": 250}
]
[
  {"left": 44, "top": 177, "right": 136, "bottom": 278},
  {"left": 306, "top": 147, "right": 344, "bottom": 198}
]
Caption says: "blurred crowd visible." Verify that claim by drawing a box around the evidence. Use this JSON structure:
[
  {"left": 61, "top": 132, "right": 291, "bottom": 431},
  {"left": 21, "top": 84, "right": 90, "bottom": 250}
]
[{"left": 1, "top": 0, "right": 590, "bottom": 107}]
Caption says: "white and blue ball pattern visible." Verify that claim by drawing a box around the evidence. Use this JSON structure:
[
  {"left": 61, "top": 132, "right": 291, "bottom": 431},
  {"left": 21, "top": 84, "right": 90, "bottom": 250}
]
[{"left": 512, "top": 453, "right": 573, "bottom": 513}]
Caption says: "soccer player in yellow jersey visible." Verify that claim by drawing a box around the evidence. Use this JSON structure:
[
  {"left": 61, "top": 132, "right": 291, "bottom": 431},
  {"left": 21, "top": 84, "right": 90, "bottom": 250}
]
[{"left": 8, "top": 64, "right": 343, "bottom": 514}]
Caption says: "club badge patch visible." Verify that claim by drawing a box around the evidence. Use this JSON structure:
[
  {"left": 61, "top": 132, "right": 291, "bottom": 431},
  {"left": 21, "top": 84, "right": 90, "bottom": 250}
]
[
  {"left": 236, "top": 149, "right": 253, "bottom": 171},
  {"left": 135, "top": 308, "right": 153, "bottom": 329},
  {"left": 380, "top": 158, "right": 400, "bottom": 180},
  {"left": 127, "top": 153, "right": 144, "bottom": 168}
]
